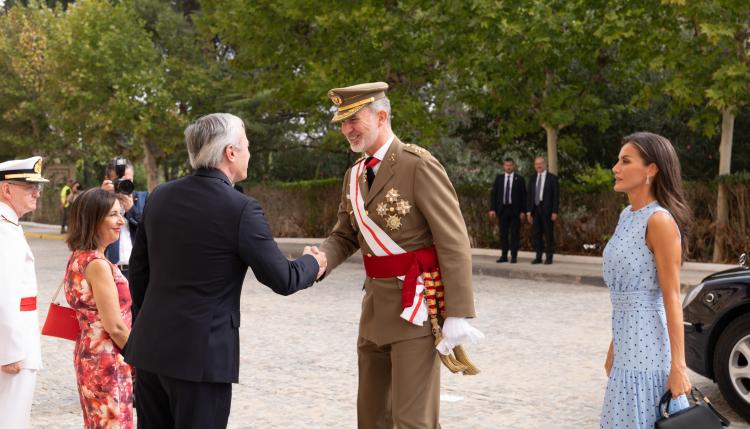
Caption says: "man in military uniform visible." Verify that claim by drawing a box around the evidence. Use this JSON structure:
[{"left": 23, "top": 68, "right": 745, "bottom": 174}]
[
  {"left": 0, "top": 156, "right": 49, "bottom": 428},
  {"left": 319, "top": 82, "right": 482, "bottom": 428}
]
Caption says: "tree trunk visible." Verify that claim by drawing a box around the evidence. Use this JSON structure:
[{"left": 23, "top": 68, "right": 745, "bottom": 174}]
[
  {"left": 143, "top": 139, "right": 160, "bottom": 192},
  {"left": 543, "top": 125, "right": 559, "bottom": 174},
  {"left": 712, "top": 108, "right": 735, "bottom": 262}
]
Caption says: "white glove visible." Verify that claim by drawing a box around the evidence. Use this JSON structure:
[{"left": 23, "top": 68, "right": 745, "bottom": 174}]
[{"left": 436, "top": 317, "right": 484, "bottom": 355}]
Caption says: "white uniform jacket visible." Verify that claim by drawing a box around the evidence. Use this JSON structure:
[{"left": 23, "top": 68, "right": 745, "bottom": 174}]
[{"left": 0, "top": 202, "right": 41, "bottom": 370}]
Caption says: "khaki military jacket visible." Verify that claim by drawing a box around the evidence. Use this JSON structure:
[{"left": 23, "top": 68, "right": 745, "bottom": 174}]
[{"left": 321, "top": 138, "right": 475, "bottom": 346}]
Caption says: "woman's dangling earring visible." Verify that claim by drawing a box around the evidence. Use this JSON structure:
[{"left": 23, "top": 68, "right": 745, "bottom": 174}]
[{"left": 646, "top": 176, "right": 651, "bottom": 185}]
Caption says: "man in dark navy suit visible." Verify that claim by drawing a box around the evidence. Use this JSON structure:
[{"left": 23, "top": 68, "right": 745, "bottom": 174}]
[
  {"left": 489, "top": 158, "right": 526, "bottom": 263},
  {"left": 526, "top": 156, "right": 559, "bottom": 264},
  {"left": 125, "top": 113, "right": 326, "bottom": 429}
]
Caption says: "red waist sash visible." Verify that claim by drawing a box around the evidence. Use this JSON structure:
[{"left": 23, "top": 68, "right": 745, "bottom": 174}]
[
  {"left": 363, "top": 246, "right": 439, "bottom": 309},
  {"left": 20, "top": 296, "right": 37, "bottom": 311}
]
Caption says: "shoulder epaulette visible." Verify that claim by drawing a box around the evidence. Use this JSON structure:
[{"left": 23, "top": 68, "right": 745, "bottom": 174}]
[{"left": 402, "top": 143, "right": 430, "bottom": 158}]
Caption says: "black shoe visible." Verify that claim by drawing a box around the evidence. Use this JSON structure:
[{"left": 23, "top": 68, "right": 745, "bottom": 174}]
[
  {"left": 510, "top": 258, "right": 517, "bottom": 263},
  {"left": 531, "top": 259, "right": 542, "bottom": 264},
  {"left": 544, "top": 260, "right": 553, "bottom": 265},
  {"left": 496, "top": 257, "right": 509, "bottom": 263}
]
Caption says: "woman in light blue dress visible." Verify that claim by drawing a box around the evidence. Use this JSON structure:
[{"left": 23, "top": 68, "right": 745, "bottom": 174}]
[{"left": 601, "top": 132, "right": 692, "bottom": 428}]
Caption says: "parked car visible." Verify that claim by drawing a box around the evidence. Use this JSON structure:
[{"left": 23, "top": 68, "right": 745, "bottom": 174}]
[{"left": 684, "top": 253, "right": 750, "bottom": 421}]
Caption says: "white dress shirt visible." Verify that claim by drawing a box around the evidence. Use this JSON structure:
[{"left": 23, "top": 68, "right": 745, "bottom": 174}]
[
  {"left": 504, "top": 173, "right": 514, "bottom": 204},
  {"left": 368, "top": 134, "right": 395, "bottom": 175},
  {"left": 117, "top": 222, "right": 132, "bottom": 265},
  {"left": 536, "top": 170, "right": 547, "bottom": 203}
]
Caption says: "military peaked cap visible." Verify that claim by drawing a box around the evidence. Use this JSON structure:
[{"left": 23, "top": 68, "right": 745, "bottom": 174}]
[
  {"left": 328, "top": 82, "right": 389, "bottom": 122},
  {"left": 0, "top": 156, "right": 50, "bottom": 183}
]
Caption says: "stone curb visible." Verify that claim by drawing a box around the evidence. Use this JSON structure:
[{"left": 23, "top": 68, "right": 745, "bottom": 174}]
[
  {"left": 23, "top": 223, "right": 735, "bottom": 290},
  {"left": 470, "top": 263, "right": 607, "bottom": 287},
  {"left": 24, "top": 232, "right": 67, "bottom": 241},
  {"left": 276, "top": 242, "right": 610, "bottom": 287}
]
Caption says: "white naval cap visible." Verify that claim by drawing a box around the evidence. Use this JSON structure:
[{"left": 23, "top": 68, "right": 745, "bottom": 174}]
[{"left": 0, "top": 156, "right": 50, "bottom": 183}]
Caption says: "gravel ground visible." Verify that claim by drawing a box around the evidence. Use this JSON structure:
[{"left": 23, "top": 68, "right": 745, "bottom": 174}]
[{"left": 27, "top": 238, "right": 749, "bottom": 428}]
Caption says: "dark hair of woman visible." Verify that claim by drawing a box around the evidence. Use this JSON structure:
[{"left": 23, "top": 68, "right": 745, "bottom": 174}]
[
  {"left": 622, "top": 132, "right": 692, "bottom": 260},
  {"left": 65, "top": 188, "right": 117, "bottom": 251}
]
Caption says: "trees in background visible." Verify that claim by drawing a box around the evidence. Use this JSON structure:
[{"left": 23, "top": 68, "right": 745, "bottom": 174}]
[
  {"left": 0, "top": 4, "right": 58, "bottom": 157},
  {"left": 616, "top": 0, "right": 750, "bottom": 261},
  {"left": 440, "top": 0, "right": 628, "bottom": 175},
  {"left": 1, "top": 0, "right": 749, "bottom": 258},
  {"left": 0, "top": 0, "right": 216, "bottom": 190},
  {"left": 661, "top": 0, "right": 750, "bottom": 262}
]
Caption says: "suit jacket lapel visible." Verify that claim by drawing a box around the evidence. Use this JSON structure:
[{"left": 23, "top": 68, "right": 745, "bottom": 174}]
[
  {"left": 365, "top": 138, "right": 399, "bottom": 206},
  {"left": 355, "top": 157, "right": 369, "bottom": 203}
]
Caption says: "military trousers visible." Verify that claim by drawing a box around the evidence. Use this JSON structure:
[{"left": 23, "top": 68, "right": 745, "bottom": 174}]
[
  {"left": 0, "top": 368, "right": 37, "bottom": 429},
  {"left": 357, "top": 334, "right": 441, "bottom": 429}
]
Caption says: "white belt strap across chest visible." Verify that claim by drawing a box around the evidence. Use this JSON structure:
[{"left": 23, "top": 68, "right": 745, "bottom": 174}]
[{"left": 348, "top": 161, "right": 428, "bottom": 326}]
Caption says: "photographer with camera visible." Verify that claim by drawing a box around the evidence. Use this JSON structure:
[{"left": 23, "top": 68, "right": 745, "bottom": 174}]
[{"left": 101, "top": 158, "right": 148, "bottom": 291}]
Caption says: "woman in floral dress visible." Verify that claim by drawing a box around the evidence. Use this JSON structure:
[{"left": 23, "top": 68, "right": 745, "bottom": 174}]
[{"left": 64, "top": 188, "right": 133, "bottom": 429}]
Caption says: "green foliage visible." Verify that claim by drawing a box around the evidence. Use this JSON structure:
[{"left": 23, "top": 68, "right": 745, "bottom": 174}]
[
  {"left": 429, "top": 137, "right": 498, "bottom": 186},
  {"left": 261, "top": 177, "right": 341, "bottom": 190},
  {"left": 44, "top": 0, "right": 163, "bottom": 157},
  {"left": 718, "top": 170, "right": 750, "bottom": 184},
  {"left": 0, "top": 3, "right": 58, "bottom": 155},
  {"left": 562, "top": 164, "right": 614, "bottom": 194},
  {"left": 453, "top": 182, "right": 488, "bottom": 196},
  {"left": 638, "top": 1, "right": 750, "bottom": 132},
  {"left": 446, "top": 1, "right": 618, "bottom": 139},
  {"left": 1, "top": 0, "right": 749, "bottom": 190}
]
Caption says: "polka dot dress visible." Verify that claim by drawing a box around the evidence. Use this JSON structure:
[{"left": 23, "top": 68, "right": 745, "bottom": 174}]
[{"left": 600, "top": 201, "right": 688, "bottom": 429}]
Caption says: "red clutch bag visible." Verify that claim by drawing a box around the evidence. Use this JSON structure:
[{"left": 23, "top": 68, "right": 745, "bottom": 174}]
[{"left": 41, "top": 281, "right": 80, "bottom": 341}]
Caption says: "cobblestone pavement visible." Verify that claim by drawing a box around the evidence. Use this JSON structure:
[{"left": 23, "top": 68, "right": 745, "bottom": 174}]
[{"left": 28, "top": 238, "right": 749, "bottom": 428}]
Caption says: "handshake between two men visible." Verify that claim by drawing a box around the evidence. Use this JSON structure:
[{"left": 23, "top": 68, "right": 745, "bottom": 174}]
[{"left": 302, "top": 245, "right": 327, "bottom": 280}]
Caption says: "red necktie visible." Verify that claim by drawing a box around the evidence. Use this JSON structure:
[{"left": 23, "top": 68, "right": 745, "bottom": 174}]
[{"left": 365, "top": 157, "right": 381, "bottom": 188}]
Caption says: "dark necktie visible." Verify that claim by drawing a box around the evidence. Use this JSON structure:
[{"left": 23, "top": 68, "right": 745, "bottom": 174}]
[
  {"left": 504, "top": 175, "right": 511, "bottom": 205},
  {"left": 365, "top": 156, "right": 381, "bottom": 189},
  {"left": 535, "top": 174, "right": 542, "bottom": 206}
]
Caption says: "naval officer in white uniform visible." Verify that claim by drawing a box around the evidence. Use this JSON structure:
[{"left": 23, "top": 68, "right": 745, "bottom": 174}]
[{"left": 0, "top": 156, "right": 49, "bottom": 428}]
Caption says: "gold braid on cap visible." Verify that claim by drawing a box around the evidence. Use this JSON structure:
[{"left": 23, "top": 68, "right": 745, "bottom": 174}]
[{"left": 338, "top": 96, "right": 375, "bottom": 112}]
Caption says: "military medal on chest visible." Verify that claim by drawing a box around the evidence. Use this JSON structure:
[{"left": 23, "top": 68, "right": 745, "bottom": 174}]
[{"left": 374, "top": 188, "right": 411, "bottom": 231}]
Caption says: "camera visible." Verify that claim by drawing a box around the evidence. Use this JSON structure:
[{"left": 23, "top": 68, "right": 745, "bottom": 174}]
[{"left": 113, "top": 157, "right": 134, "bottom": 195}]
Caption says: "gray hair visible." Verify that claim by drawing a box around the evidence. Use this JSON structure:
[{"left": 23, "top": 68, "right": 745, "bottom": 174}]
[
  {"left": 367, "top": 97, "right": 391, "bottom": 125},
  {"left": 185, "top": 113, "right": 245, "bottom": 169}
]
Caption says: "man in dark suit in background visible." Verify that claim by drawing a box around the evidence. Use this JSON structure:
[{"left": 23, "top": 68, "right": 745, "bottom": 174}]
[
  {"left": 526, "top": 156, "right": 559, "bottom": 264},
  {"left": 102, "top": 158, "right": 148, "bottom": 318},
  {"left": 125, "top": 113, "right": 327, "bottom": 429},
  {"left": 489, "top": 158, "right": 526, "bottom": 263}
]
